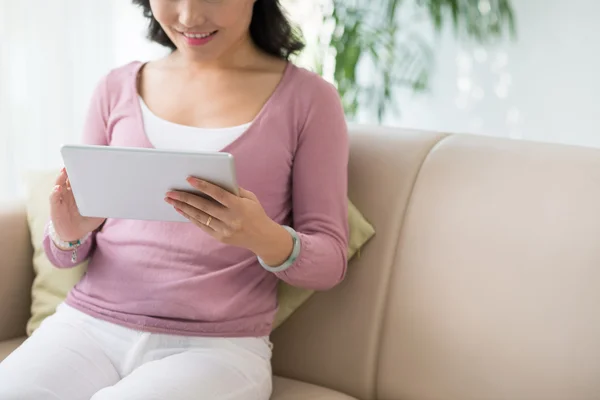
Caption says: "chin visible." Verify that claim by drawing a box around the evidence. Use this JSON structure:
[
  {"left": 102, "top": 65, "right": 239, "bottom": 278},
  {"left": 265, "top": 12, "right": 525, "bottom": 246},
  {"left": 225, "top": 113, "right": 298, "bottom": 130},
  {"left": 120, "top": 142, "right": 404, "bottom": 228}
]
[{"left": 179, "top": 48, "right": 223, "bottom": 62}]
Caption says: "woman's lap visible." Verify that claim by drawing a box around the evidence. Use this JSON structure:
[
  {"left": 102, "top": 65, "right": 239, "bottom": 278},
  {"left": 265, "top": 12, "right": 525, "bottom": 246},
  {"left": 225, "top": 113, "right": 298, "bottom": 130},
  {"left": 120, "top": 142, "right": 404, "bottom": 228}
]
[
  {"left": 0, "top": 307, "right": 120, "bottom": 399},
  {"left": 91, "top": 349, "right": 272, "bottom": 400},
  {"left": 0, "top": 304, "right": 272, "bottom": 400}
]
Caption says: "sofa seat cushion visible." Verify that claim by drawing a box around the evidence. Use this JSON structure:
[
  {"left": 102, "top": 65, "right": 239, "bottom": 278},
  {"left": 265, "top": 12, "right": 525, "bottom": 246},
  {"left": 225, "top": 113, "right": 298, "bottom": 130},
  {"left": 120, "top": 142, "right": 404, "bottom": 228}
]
[
  {"left": 0, "top": 336, "right": 26, "bottom": 362},
  {"left": 272, "top": 376, "right": 357, "bottom": 399}
]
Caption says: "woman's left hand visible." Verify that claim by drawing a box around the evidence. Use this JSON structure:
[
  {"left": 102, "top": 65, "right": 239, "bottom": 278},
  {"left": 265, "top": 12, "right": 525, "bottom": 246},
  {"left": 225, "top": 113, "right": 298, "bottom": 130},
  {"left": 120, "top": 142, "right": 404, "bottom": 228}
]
[{"left": 165, "top": 177, "right": 293, "bottom": 265}]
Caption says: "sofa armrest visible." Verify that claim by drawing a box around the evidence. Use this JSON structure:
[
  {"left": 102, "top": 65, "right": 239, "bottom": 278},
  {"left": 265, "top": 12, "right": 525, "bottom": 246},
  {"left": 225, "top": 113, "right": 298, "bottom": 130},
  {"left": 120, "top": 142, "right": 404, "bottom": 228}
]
[{"left": 0, "top": 203, "right": 34, "bottom": 342}]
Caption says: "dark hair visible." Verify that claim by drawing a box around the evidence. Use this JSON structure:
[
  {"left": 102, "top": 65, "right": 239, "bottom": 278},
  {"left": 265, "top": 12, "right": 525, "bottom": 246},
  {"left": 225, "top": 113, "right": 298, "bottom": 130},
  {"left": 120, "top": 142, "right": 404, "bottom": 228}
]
[{"left": 131, "top": 0, "right": 305, "bottom": 60}]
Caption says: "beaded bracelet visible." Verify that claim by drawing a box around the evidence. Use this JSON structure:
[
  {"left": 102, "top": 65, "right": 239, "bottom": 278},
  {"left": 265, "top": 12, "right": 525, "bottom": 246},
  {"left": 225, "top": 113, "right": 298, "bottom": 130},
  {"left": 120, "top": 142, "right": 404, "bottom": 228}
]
[{"left": 48, "top": 221, "right": 91, "bottom": 263}]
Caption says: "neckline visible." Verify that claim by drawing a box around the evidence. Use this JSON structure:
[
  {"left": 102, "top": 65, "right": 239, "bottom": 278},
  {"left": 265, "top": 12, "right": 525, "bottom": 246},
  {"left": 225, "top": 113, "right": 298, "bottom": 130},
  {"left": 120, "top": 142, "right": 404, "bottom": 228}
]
[
  {"left": 131, "top": 60, "right": 295, "bottom": 153},
  {"left": 138, "top": 96, "right": 253, "bottom": 133}
]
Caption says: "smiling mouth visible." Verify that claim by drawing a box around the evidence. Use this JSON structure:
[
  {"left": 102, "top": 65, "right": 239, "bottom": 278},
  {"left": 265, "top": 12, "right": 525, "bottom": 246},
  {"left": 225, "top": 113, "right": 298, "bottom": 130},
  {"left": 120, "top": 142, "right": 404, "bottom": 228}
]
[{"left": 179, "top": 31, "right": 218, "bottom": 39}]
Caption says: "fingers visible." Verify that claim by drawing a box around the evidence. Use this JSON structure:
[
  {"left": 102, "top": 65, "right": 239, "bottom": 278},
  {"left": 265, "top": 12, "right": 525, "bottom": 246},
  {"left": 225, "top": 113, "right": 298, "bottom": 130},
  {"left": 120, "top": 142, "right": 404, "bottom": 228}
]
[
  {"left": 239, "top": 188, "right": 258, "bottom": 200},
  {"left": 165, "top": 191, "right": 228, "bottom": 222},
  {"left": 186, "top": 177, "right": 235, "bottom": 207},
  {"left": 49, "top": 184, "right": 62, "bottom": 204},
  {"left": 172, "top": 201, "right": 223, "bottom": 232},
  {"left": 175, "top": 207, "right": 215, "bottom": 235},
  {"left": 54, "top": 167, "right": 67, "bottom": 186},
  {"left": 53, "top": 168, "right": 73, "bottom": 192},
  {"left": 50, "top": 168, "right": 74, "bottom": 206}
]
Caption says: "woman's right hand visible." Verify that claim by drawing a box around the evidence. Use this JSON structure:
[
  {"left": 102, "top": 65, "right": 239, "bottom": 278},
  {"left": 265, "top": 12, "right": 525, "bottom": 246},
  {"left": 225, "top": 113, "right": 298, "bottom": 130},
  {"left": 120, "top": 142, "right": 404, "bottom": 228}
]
[{"left": 49, "top": 168, "right": 105, "bottom": 243}]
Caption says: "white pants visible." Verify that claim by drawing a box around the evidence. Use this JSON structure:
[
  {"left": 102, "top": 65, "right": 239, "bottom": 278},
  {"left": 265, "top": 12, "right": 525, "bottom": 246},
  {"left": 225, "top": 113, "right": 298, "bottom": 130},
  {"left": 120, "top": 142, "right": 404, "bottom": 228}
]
[{"left": 0, "top": 303, "right": 273, "bottom": 400}]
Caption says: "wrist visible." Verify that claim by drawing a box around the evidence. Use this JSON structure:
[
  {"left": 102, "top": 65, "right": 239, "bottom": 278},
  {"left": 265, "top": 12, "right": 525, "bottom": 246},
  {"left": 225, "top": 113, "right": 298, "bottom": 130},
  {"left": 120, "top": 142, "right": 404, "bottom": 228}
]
[
  {"left": 253, "top": 220, "right": 295, "bottom": 267},
  {"left": 48, "top": 221, "right": 90, "bottom": 250}
]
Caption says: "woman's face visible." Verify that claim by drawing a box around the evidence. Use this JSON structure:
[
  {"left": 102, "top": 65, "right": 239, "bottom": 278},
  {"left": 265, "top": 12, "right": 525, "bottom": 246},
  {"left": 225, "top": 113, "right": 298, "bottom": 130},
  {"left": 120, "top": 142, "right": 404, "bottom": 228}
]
[{"left": 149, "top": 0, "right": 256, "bottom": 61}]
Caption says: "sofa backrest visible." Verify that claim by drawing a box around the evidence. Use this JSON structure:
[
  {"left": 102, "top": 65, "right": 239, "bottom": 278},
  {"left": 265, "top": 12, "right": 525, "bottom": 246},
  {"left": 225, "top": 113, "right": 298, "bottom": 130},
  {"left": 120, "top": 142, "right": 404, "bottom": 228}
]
[
  {"left": 271, "top": 126, "right": 600, "bottom": 400},
  {"left": 0, "top": 204, "right": 34, "bottom": 343}
]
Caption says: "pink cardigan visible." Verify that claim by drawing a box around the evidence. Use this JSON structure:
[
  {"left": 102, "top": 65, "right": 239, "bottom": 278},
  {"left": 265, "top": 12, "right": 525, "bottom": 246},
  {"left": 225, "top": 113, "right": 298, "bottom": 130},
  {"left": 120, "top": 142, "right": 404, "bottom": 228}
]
[{"left": 43, "top": 61, "right": 349, "bottom": 337}]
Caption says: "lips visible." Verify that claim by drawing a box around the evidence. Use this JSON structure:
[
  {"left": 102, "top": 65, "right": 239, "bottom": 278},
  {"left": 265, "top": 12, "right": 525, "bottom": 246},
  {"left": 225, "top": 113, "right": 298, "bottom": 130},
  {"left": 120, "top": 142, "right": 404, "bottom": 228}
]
[{"left": 178, "top": 30, "right": 218, "bottom": 46}]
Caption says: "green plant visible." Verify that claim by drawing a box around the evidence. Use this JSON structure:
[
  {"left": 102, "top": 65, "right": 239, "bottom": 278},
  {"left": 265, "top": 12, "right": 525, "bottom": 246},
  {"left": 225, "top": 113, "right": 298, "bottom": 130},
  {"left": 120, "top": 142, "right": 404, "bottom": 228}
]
[{"left": 316, "top": 0, "right": 517, "bottom": 121}]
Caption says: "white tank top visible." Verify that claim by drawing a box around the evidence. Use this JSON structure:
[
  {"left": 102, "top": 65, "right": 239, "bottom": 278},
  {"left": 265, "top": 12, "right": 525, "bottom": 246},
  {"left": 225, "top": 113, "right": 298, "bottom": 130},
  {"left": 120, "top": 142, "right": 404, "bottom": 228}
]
[{"left": 139, "top": 97, "right": 252, "bottom": 152}]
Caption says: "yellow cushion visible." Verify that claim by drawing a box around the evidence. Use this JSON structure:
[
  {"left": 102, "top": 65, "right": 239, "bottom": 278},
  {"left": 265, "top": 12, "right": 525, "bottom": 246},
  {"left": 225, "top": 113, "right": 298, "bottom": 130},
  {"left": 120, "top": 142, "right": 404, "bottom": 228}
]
[
  {"left": 23, "top": 170, "right": 375, "bottom": 334},
  {"left": 272, "top": 200, "right": 375, "bottom": 329},
  {"left": 24, "top": 170, "right": 88, "bottom": 335}
]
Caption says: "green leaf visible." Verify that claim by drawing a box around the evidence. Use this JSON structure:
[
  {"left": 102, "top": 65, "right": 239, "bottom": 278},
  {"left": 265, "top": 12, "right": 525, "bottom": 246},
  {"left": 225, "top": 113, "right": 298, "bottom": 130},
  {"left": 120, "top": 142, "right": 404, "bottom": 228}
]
[{"left": 319, "top": 0, "right": 517, "bottom": 120}]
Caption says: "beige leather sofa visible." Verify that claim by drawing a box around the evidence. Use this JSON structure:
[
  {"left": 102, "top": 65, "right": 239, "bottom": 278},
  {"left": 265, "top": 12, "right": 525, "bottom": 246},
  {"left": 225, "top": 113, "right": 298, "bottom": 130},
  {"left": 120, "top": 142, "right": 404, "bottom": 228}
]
[{"left": 2, "top": 125, "right": 600, "bottom": 399}]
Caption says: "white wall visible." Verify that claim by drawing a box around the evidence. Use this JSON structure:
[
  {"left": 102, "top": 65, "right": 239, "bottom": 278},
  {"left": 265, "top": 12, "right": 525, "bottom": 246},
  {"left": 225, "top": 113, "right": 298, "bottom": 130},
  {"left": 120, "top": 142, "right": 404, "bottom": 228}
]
[
  {"left": 0, "top": 1, "right": 166, "bottom": 201},
  {"left": 388, "top": 0, "right": 600, "bottom": 149},
  {"left": 112, "top": 1, "right": 169, "bottom": 66}
]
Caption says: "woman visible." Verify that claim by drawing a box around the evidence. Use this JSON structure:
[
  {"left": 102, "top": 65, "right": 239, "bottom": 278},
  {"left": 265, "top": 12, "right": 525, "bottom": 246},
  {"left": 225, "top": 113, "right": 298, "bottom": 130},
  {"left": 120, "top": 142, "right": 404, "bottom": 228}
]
[{"left": 0, "top": 0, "right": 348, "bottom": 399}]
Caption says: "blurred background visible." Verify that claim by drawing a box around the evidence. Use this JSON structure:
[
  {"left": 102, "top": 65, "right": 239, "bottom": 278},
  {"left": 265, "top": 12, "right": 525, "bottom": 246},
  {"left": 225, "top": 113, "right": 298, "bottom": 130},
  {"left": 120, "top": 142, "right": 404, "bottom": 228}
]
[{"left": 1, "top": 0, "right": 599, "bottom": 201}]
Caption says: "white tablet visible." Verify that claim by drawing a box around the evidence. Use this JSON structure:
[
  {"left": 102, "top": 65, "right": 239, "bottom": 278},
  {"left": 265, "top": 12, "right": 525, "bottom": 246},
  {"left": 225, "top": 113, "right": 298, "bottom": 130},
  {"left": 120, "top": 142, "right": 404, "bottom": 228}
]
[{"left": 61, "top": 144, "right": 239, "bottom": 223}]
